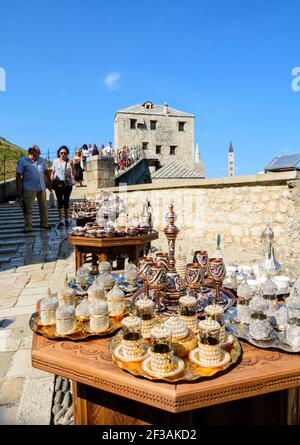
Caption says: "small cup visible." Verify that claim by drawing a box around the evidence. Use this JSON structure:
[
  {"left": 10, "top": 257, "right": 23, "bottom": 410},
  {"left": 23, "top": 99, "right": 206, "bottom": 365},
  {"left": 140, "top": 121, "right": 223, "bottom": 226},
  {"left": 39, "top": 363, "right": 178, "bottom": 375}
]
[
  {"left": 249, "top": 313, "right": 271, "bottom": 340},
  {"left": 273, "top": 276, "right": 290, "bottom": 293}
]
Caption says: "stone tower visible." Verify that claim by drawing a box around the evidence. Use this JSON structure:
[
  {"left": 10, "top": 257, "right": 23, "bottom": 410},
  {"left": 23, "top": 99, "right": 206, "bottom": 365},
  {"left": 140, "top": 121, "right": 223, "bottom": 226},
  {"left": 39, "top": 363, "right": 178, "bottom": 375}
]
[
  {"left": 114, "top": 100, "right": 195, "bottom": 169},
  {"left": 228, "top": 141, "right": 234, "bottom": 176}
]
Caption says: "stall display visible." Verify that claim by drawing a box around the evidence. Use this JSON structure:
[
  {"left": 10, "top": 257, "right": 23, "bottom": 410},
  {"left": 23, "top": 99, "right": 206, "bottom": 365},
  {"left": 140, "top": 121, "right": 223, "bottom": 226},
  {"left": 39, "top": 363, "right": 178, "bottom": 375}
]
[{"left": 109, "top": 319, "right": 241, "bottom": 382}]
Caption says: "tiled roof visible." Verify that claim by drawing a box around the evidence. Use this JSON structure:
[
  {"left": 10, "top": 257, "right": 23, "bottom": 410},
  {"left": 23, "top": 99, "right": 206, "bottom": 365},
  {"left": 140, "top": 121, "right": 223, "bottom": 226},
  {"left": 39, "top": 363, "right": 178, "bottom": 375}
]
[
  {"left": 116, "top": 103, "right": 194, "bottom": 118},
  {"left": 151, "top": 160, "right": 204, "bottom": 179}
]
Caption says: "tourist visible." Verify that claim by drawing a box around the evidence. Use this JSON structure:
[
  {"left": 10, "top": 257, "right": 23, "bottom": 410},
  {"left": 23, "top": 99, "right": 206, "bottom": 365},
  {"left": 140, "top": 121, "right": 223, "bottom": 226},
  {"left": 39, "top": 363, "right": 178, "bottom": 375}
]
[
  {"left": 81, "top": 144, "right": 89, "bottom": 170},
  {"left": 51, "top": 145, "right": 75, "bottom": 228},
  {"left": 98, "top": 144, "right": 105, "bottom": 156},
  {"left": 15, "top": 145, "right": 52, "bottom": 233},
  {"left": 91, "top": 144, "right": 99, "bottom": 156},
  {"left": 104, "top": 141, "right": 113, "bottom": 156},
  {"left": 73, "top": 149, "right": 84, "bottom": 186}
]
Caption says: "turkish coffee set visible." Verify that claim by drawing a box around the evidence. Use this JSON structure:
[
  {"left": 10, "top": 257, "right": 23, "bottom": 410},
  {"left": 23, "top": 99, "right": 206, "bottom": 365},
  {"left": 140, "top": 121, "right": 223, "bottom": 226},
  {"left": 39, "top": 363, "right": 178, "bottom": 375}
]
[
  {"left": 70, "top": 191, "right": 154, "bottom": 238},
  {"left": 30, "top": 202, "right": 300, "bottom": 381},
  {"left": 223, "top": 224, "right": 300, "bottom": 353}
]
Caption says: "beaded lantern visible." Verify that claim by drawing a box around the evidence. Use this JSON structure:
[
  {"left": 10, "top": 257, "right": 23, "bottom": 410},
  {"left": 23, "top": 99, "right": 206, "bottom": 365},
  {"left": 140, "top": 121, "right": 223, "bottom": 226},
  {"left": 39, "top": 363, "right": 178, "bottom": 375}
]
[
  {"left": 40, "top": 290, "right": 59, "bottom": 326},
  {"left": 135, "top": 297, "right": 156, "bottom": 339},
  {"left": 120, "top": 315, "right": 144, "bottom": 360},
  {"left": 55, "top": 301, "right": 76, "bottom": 335},
  {"left": 89, "top": 299, "right": 109, "bottom": 333},
  {"left": 178, "top": 295, "right": 198, "bottom": 333}
]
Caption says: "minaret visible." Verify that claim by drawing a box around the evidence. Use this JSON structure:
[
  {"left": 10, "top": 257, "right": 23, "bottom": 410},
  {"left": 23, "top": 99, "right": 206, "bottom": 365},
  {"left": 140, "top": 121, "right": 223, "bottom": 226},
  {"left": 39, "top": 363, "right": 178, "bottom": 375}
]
[
  {"left": 193, "top": 141, "right": 205, "bottom": 177},
  {"left": 228, "top": 141, "right": 234, "bottom": 176},
  {"left": 194, "top": 142, "right": 200, "bottom": 163}
]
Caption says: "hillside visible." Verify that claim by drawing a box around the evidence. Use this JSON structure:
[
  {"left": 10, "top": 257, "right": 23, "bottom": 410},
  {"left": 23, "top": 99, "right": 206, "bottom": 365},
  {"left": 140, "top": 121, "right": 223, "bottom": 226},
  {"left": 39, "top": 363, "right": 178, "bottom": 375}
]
[{"left": 0, "top": 137, "right": 26, "bottom": 181}]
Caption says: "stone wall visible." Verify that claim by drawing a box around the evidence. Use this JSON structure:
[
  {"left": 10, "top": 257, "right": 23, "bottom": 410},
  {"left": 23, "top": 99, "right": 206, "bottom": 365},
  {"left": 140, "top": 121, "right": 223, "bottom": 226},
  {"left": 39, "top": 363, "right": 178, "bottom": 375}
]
[
  {"left": 98, "top": 172, "right": 300, "bottom": 274},
  {"left": 86, "top": 155, "right": 115, "bottom": 191}
]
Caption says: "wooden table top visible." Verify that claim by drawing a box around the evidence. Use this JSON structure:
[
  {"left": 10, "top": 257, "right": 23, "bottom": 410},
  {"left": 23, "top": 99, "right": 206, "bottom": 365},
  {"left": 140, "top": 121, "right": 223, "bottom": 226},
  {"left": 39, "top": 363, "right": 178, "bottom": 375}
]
[
  {"left": 31, "top": 327, "right": 300, "bottom": 414},
  {"left": 68, "top": 230, "right": 159, "bottom": 248}
]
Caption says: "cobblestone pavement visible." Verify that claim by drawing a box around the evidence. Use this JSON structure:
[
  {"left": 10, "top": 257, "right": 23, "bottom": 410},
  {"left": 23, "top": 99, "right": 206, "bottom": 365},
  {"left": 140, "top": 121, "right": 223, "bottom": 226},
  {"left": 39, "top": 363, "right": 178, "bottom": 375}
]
[{"left": 0, "top": 200, "right": 76, "bottom": 424}]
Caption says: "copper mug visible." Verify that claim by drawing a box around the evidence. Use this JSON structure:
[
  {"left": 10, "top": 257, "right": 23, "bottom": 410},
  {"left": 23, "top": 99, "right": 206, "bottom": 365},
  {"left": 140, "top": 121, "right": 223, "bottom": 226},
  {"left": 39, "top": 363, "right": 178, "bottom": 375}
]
[
  {"left": 185, "top": 263, "right": 204, "bottom": 296},
  {"left": 193, "top": 250, "right": 208, "bottom": 275},
  {"left": 137, "top": 256, "right": 154, "bottom": 299},
  {"left": 208, "top": 258, "right": 226, "bottom": 301},
  {"left": 147, "top": 264, "right": 167, "bottom": 313}
]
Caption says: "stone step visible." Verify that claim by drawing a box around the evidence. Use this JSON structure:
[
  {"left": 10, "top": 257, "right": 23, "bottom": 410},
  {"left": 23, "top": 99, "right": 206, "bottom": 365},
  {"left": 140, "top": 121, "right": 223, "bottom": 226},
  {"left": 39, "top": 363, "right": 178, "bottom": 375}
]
[
  {"left": 0, "top": 246, "right": 18, "bottom": 254},
  {"left": 0, "top": 232, "right": 40, "bottom": 239},
  {"left": 0, "top": 215, "right": 59, "bottom": 222},
  {"left": 0, "top": 240, "right": 24, "bottom": 246},
  {"left": 0, "top": 211, "right": 59, "bottom": 217},
  {"left": 0, "top": 255, "right": 13, "bottom": 263}
]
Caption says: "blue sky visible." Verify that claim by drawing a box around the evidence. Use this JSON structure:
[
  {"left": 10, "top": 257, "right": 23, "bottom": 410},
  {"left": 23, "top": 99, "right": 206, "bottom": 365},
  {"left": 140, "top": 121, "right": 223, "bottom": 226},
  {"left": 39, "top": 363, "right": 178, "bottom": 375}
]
[{"left": 0, "top": 0, "right": 300, "bottom": 177}]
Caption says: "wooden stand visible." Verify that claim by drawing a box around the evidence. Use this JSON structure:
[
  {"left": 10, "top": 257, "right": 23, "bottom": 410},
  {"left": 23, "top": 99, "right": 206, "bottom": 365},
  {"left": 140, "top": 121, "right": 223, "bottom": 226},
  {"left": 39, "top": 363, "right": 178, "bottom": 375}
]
[
  {"left": 32, "top": 328, "right": 300, "bottom": 425},
  {"left": 68, "top": 231, "right": 159, "bottom": 272}
]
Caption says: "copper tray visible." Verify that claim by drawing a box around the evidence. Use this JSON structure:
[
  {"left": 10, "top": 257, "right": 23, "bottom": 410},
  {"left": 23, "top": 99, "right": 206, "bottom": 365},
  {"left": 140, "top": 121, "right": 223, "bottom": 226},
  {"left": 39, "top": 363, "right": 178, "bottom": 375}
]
[
  {"left": 29, "top": 300, "right": 134, "bottom": 341},
  {"left": 133, "top": 285, "right": 236, "bottom": 318},
  {"left": 109, "top": 330, "right": 242, "bottom": 382},
  {"left": 224, "top": 307, "right": 300, "bottom": 353}
]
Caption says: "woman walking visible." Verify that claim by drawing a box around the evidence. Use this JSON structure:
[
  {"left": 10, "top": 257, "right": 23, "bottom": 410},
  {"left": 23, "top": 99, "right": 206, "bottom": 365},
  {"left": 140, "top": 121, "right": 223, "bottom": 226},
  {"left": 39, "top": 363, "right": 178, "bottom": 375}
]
[
  {"left": 51, "top": 146, "right": 75, "bottom": 228},
  {"left": 73, "top": 149, "right": 84, "bottom": 186}
]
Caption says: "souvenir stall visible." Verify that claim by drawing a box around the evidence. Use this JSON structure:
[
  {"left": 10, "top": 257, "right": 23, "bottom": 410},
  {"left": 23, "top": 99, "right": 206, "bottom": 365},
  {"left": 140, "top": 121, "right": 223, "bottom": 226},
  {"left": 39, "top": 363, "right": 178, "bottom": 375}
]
[
  {"left": 30, "top": 201, "right": 300, "bottom": 425},
  {"left": 69, "top": 192, "right": 158, "bottom": 271}
]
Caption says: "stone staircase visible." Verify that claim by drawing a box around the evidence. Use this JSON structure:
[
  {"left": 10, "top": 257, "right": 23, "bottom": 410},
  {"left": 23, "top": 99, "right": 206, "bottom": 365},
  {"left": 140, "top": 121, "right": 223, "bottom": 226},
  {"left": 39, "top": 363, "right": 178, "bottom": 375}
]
[{"left": 0, "top": 201, "right": 56, "bottom": 268}]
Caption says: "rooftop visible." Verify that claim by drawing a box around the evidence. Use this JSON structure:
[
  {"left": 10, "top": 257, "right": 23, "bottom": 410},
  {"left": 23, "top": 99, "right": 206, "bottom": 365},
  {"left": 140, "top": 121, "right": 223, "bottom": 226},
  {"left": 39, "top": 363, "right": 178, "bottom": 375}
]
[
  {"left": 151, "top": 160, "right": 204, "bottom": 180},
  {"left": 116, "top": 101, "right": 194, "bottom": 118},
  {"left": 264, "top": 153, "right": 300, "bottom": 172}
]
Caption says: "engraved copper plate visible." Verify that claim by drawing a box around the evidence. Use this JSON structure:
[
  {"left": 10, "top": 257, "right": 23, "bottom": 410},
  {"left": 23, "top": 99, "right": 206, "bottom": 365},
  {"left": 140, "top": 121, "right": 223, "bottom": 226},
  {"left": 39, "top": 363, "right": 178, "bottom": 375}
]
[
  {"left": 224, "top": 307, "right": 300, "bottom": 353},
  {"left": 109, "top": 330, "right": 242, "bottom": 382},
  {"left": 29, "top": 300, "right": 134, "bottom": 341}
]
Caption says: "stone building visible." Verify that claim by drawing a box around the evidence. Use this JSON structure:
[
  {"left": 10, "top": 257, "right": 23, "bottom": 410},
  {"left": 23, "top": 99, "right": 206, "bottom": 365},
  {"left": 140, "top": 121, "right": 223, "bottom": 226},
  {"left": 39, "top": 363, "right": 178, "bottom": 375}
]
[{"left": 114, "top": 100, "right": 205, "bottom": 177}]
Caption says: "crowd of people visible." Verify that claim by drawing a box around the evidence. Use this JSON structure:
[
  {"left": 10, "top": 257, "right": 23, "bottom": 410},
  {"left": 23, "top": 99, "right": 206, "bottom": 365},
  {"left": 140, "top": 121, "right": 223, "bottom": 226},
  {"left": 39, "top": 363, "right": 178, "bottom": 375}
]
[
  {"left": 15, "top": 142, "right": 144, "bottom": 232},
  {"left": 76, "top": 142, "right": 143, "bottom": 174}
]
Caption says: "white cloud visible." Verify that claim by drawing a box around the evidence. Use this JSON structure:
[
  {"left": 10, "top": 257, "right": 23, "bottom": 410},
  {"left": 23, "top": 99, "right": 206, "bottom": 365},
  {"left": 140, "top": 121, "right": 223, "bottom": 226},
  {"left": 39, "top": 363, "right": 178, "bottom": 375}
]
[{"left": 104, "top": 72, "right": 121, "bottom": 90}]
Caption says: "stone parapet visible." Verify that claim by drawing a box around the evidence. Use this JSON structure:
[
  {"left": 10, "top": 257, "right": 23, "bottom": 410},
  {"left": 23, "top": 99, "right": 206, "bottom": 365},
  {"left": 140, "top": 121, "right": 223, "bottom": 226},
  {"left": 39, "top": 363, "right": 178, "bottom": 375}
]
[
  {"left": 86, "top": 172, "right": 300, "bottom": 273},
  {"left": 86, "top": 156, "right": 115, "bottom": 190}
]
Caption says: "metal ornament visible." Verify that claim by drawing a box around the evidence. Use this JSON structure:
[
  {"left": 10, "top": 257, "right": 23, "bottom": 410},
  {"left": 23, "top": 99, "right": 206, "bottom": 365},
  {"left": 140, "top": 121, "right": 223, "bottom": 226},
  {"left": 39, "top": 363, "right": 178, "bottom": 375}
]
[
  {"left": 259, "top": 223, "right": 281, "bottom": 275},
  {"left": 160, "top": 203, "right": 186, "bottom": 305}
]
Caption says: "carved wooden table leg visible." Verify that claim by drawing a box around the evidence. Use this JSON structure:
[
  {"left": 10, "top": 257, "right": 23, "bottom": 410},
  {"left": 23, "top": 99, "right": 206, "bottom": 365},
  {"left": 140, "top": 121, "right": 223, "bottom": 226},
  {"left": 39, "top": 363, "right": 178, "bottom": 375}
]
[
  {"left": 75, "top": 249, "right": 82, "bottom": 271},
  {"left": 286, "top": 387, "right": 300, "bottom": 425}
]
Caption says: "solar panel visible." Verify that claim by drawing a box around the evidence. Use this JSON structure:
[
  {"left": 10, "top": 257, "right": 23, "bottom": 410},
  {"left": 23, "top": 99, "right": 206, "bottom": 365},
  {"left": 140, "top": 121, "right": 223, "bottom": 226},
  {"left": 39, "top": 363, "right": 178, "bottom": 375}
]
[{"left": 264, "top": 153, "right": 300, "bottom": 172}]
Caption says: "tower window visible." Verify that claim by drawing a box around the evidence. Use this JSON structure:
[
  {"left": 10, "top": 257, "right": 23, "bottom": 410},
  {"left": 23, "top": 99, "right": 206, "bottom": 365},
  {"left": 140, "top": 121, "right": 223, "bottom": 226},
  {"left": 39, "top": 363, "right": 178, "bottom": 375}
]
[
  {"left": 170, "top": 146, "right": 176, "bottom": 155},
  {"left": 156, "top": 145, "right": 162, "bottom": 154},
  {"left": 130, "top": 119, "right": 137, "bottom": 129},
  {"left": 150, "top": 120, "right": 157, "bottom": 130},
  {"left": 178, "top": 122, "right": 185, "bottom": 132},
  {"left": 142, "top": 142, "right": 148, "bottom": 150}
]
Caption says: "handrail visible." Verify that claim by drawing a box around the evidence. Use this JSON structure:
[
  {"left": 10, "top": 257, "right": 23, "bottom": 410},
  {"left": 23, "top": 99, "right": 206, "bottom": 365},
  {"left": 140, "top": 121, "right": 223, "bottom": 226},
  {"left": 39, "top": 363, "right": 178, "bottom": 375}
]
[
  {"left": 114, "top": 148, "right": 146, "bottom": 177},
  {"left": 0, "top": 156, "right": 6, "bottom": 201}
]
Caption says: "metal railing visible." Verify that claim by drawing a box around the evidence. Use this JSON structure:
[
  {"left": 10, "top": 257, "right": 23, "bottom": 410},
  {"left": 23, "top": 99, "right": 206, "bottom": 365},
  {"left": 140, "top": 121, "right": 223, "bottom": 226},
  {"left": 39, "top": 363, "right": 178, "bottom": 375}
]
[{"left": 114, "top": 147, "right": 146, "bottom": 177}]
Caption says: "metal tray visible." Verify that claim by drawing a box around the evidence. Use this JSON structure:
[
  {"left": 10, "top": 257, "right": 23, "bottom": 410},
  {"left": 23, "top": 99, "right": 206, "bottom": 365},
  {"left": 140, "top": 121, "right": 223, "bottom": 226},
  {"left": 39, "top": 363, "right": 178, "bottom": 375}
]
[
  {"left": 133, "top": 285, "right": 236, "bottom": 318},
  {"left": 224, "top": 307, "right": 300, "bottom": 353},
  {"left": 29, "top": 300, "right": 134, "bottom": 341},
  {"left": 109, "top": 330, "right": 242, "bottom": 382}
]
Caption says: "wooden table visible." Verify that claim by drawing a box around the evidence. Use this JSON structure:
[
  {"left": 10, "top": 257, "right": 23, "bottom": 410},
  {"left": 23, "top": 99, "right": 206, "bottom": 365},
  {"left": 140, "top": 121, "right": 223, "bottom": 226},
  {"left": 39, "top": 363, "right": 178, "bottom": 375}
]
[
  {"left": 31, "top": 329, "right": 300, "bottom": 425},
  {"left": 68, "top": 231, "right": 159, "bottom": 272}
]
